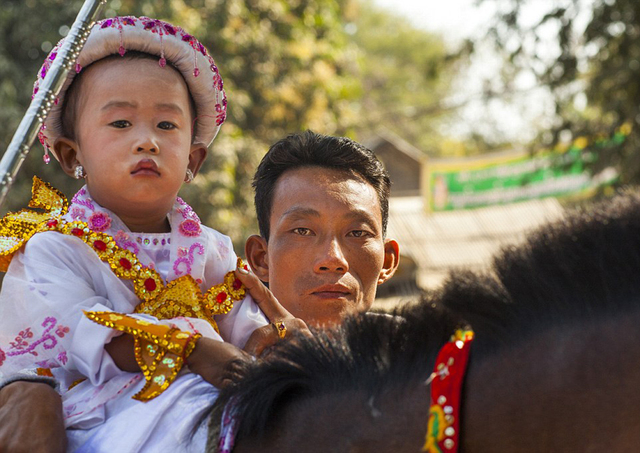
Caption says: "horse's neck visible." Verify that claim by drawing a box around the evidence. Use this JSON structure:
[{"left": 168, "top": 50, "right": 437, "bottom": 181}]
[
  {"left": 462, "top": 310, "right": 640, "bottom": 452},
  {"left": 234, "top": 386, "right": 430, "bottom": 452}
]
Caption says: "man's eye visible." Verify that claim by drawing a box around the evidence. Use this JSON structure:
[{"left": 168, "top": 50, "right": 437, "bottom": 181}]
[
  {"left": 158, "top": 121, "right": 177, "bottom": 130},
  {"left": 293, "top": 227, "right": 313, "bottom": 236},
  {"left": 348, "top": 230, "right": 370, "bottom": 238},
  {"left": 110, "top": 120, "right": 131, "bottom": 128}
]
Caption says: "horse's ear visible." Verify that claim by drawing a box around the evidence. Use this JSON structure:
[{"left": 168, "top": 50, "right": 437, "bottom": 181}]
[
  {"left": 378, "top": 238, "right": 400, "bottom": 285},
  {"left": 245, "top": 234, "right": 270, "bottom": 282}
]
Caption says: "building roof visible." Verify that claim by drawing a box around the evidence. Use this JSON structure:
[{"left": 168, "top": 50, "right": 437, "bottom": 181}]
[
  {"left": 366, "top": 129, "right": 426, "bottom": 163},
  {"left": 386, "top": 196, "right": 565, "bottom": 289}
]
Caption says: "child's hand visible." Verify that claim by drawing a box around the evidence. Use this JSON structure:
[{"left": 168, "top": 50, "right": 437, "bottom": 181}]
[
  {"left": 235, "top": 266, "right": 312, "bottom": 357},
  {"left": 187, "top": 338, "right": 251, "bottom": 389}
]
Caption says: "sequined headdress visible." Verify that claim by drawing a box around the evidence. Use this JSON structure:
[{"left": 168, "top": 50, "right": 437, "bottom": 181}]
[{"left": 35, "top": 16, "right": 227, "bottom": 163}]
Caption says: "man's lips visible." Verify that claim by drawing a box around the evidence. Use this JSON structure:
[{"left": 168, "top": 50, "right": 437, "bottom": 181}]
[
  {"left": 131, "top": 159, "right": 160, "bottom": 176},
  {"left": 310, "top": 284, "right": 351, "bottom": 299}
]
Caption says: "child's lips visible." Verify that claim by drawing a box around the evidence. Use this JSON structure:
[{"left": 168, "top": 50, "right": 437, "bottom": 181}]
[{"left": 131, "top": 159, "right": 160, "bottom": 176}]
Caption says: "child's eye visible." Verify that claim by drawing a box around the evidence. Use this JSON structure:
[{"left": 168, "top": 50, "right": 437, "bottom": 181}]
[
  {"left": 158, "top": 121, "right": 177, "bottom": 130},
  {"left": 110, "top": 120, "right": 131, "bottom": 128}
]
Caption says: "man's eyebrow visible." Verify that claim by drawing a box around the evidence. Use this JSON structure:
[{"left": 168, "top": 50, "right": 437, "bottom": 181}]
[
  {"left": 281, "top": 206, "right": 379, "bottom": 225},
  {"left": 343, "top": 208, "right": 379, "bottom": 226},
  {"left": 281, "top": 206, "right": 321, "bottom": 218}
]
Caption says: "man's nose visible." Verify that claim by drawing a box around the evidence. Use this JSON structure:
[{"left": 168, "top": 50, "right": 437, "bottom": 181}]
[{"left": 314, "top": 238, "right": 349, "bottom": 273}]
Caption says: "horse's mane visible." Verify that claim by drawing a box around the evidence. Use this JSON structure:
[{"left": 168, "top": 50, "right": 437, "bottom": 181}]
[{"left": 209, "top": 188, "right": 640, "bottom": 444}]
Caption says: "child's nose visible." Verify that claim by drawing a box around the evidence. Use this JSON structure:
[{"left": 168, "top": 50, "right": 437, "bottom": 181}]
[
  {"left": 137, "top": 144, "right": 158, "bottom": 154},
  {"left": 134, "top": 134, "right": 160, "bottom": 154}
]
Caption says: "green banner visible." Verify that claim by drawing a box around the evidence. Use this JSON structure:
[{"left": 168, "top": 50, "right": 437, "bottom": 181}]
[{"left": 429, "top": 134, "right": 624, "bottom": 211}]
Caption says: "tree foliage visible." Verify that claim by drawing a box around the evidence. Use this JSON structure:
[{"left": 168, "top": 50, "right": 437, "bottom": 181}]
[
  {"left": 351, "top": 0, "right": 459, "bottom": 152},
  {"left": 478, "top": 0, "right": 640, "bottom": 184},
  {"left": 0, "top": 0, "right": 455, "bottom": 249}
]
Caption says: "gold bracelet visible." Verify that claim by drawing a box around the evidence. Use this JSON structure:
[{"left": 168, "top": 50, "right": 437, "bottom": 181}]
[{"left": 85, "top": 311, "right": 201, "bottom": 401}]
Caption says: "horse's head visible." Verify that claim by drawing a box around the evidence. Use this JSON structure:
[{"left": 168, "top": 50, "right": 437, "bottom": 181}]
[{"left": 208, "top": 188, "right": 640, "bottom": 452}]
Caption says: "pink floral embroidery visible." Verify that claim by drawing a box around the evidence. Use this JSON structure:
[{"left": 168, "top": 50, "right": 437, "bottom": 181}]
[
  {"left": 0, "top": 348, "right": 5, "bottom": 366},
  {"left": 115, "top": 230, "right": 140, "bottom": 255},
  {"left": 10, "top": 328, "right": 34, "bottom": 351},
  {"left": 56, "top": 325, "right": 70, "bottom": 338},
  {"left": 141, "top": 18, "right": 178, "bottom": 36},
  {"left": 173, "top": 243, "right": 204, "bottom": 276},
  {"left": 88, "top": 212, "right": 112, "bottom": 232},
  {"left": 35, "top": 359, "right": 56, "bottom": 368},
  {"left": 71, "top": 189, "right": 95, "bottom": 211},
  {"left": 57, "top": 351, "right": 68, "bottom": 365},
  {"left": 99, "top": 16, "right": 136, "bottom": 29},
  {"left": 70, "top": 206, "right": 87, "bottom": 221},
  {"left": 4, "top": 317, "right": 64, "bottom": 359},
  {"left": 179, "top": 219, "right": 201, "bottom": 237},
  {"left": 176, "top": 197, "right": 201, "bottom": 222}
]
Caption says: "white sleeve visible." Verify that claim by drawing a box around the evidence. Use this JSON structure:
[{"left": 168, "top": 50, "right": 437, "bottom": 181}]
[
  {"left": 0, "top": 233, "right": 136, "bottom": 383},
  {"left": 200, "top": 229, "right": 268, "bottom": 349},
  {"left": 215, "top": 293, "right": 268, "bottom": 348}
]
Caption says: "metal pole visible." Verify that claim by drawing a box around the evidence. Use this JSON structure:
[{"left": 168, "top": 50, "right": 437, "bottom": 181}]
[{"left": 0, "top": 0, "right": 106, "bottom": 208}]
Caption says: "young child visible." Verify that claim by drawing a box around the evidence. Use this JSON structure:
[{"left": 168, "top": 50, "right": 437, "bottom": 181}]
[{"left": 0, "top": 16, "right": 269, "bottom": 452}]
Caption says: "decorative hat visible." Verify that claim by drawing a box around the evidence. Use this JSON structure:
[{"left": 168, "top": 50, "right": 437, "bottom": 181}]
[{"left": 34, "top": 16, "right": 227, "bottom": 163}]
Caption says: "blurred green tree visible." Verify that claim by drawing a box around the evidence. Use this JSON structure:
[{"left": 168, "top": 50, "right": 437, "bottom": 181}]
[
  {"left": 350, "top": 0, "right": 460, "bottom": 153},
  {"left": 477, "top": 0, "right": 640, "bottom": 184},
  {"left": 0, "top": 0, "right": 456, "bottom": 249}
]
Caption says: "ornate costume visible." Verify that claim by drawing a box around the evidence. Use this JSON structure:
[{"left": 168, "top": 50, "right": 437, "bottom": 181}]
[{"left": 0, "top": 180, "right": 267, "bottom": 452}]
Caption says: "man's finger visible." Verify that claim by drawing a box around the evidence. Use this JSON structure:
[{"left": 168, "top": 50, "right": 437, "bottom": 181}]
[
  {"left": 243, "top": 325, "right": 278, "bottom": 357},
  {"left": 234, "top": 267, "right": 292, "bottom": 321}
]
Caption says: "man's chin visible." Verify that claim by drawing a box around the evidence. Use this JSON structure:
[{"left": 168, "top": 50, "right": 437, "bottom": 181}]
[{"left": 297, "top": 296, "right": 367, "bottom": 328}]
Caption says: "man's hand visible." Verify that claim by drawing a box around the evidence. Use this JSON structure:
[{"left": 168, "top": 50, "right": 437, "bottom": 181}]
[
  {"left": 187, "top": 337, "right": 251, "bottom": 388},
  {"left": 0, "top": 381, "right": 67, "bottom": 453},
  {"left": 235, "top": 266, "right": 312, "bottom": 357}
]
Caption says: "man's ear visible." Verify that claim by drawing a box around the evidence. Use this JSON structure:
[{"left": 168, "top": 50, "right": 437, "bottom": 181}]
[
  {"left": 53, "top": 137, "right": 81, "bottom": 178},
  {"left": 188, "top": 143, "right": 208, "bottom": 177},
  {"left": 378, "top": 238, "right": 400, "bottom": 285},
  {"left": 245, "top": 235, "right": 270, "bottom": 283}
]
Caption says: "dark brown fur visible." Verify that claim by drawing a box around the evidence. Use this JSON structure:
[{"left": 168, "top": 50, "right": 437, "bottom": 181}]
[{"left": 208, "top": 189, "right": 640, "bottom": 452}]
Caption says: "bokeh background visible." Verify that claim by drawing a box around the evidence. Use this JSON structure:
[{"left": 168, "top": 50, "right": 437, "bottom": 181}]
[{"left": 2, "top": 0, "right": 638, "bottom": 301}]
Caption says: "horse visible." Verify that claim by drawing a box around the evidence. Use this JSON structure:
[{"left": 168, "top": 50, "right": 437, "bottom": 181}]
[{"left": 206, "top": 189, "right": 640, "bottom": 452}]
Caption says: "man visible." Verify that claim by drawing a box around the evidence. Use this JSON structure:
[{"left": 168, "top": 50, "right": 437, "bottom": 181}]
[
  {"left": 246, "top": 130, "right": 399, "bottom": 326},
  {"left": 0, "top": 131, "right": 400, "bottom": 452}
]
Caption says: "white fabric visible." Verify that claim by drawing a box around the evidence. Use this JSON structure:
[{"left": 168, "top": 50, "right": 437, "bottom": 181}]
[{"left": 0, "top": 187, "right": 267, "bottom": 452}]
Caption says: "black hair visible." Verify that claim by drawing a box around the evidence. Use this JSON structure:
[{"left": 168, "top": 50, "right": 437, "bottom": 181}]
[{"left": 252, "top": 130, "right": 391, "bottom": 240}]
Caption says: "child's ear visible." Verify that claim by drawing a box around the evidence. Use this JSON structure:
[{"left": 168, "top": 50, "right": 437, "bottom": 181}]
[
  {"left": 187, "top": 143, "right": 208, "bottom": 177},
  {"left": 54, "top": 137, "right": 81, "bottom": 178}
]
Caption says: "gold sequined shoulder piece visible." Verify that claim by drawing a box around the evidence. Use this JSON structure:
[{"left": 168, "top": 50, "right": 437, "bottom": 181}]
[{"left": 0, "top": 176, "right": 68, "bottom": 272}]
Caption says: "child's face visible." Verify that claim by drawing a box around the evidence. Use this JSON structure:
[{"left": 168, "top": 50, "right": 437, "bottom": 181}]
[{"left": 56, "top": 57, "right": 206, "bottom": 230}]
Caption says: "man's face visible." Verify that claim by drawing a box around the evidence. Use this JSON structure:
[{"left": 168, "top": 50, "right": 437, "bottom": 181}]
[{"left": 248, "top": 166, "right": 398, "bottom": 327}]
